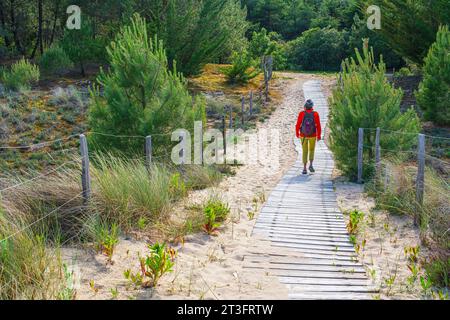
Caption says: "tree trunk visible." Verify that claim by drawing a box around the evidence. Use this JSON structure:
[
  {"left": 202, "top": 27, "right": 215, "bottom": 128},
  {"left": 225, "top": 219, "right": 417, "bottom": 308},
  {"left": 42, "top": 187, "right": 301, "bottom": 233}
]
[
  {"left": 0, "top": 0, "right": 11, "bottom": 47},
  {"left": 30, "top": 0, "right": 44, "bottom": 59},
  {"left": 80, "top": 61, "right": 85, "bottom": 77},
  {"left": 9, "top": 0, "right": 25, "bottom": 55},
  {"left": 49, "top": 0, "right": 60, "bottom": 46}
]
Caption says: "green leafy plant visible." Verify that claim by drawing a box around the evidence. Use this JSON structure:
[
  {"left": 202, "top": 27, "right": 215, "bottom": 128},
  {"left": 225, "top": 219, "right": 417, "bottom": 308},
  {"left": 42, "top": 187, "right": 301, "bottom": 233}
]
[
  {"left": 169, "top": 173, "right": 187, "bottom": 198},
  {"left": 329, "top": 41, "right": 420, "bottom": 180},
  {"left": 204, "top": 198, "right": 230, "bottom": 223},
  {"left": 57, "top": 264, "right": 76, "bottom": 300},
  {"left": 248, "top": 28, "right": 287, "bottom": 70},
  {"left": 110, "top": 287, "right": 119, "bottom": 299},
  {"left": 61, "top": 19, "right": 105, "bottom": 76},
  {"left": 404, "top": 246, "right": 420, "bottom": 264},
  {"left": 39, "top": 45, "right": 73, "bottom": 75},
  {"left": 88, "top": 14, "right": 205, "bottom": 155},
  {"left": 202, "top": 207, "right": 221, "bottom": 236},
  {"left": 420, "top": 275, "right": 433, "bottom": 294},
  {"left": 1, "top": 59, "right": 40, "bottom": 91},
  {"left": 287, "top": 27, "right": 347, "bottom": 71},
  {"left": 124, "top": 243, "right": 175, "bottom": 288},
  {"left": 94, "top": 223, "right": 119, "bottom": 263},
  {"left": 416, "top": 25, "right": 450, "bottom": 125},
  {"left": 407, "top": 263, "right": 419, "bottom": 285},
  {"left": 346, "top": 210, "right": 364, "bottom": 235},
  {"left": 222, "top": 50, "right": 260, "bottom": 84}
]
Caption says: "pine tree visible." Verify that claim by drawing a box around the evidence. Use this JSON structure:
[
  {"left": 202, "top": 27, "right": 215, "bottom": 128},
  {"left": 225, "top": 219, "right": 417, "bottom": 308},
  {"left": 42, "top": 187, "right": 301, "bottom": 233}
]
[
  {"left": 88, "top": 14, "right": 205, "bottom": 155},
  {"left": 416, "top": 25, "right": 450, "bottom": 126},
  {"left": 329, "top": 41, "right": 420, "bottom": 180},
  {"left": 363, "top": 0, "right": 450, "bottom": 65}
]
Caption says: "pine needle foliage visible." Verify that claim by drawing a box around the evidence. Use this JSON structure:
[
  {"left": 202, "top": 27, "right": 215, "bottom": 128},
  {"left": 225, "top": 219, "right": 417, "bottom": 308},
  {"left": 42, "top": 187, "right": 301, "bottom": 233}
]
[
  {"left": 416, "top": 25, "right": 450, "bottom": 126},
  {"left": 88, "top": 14, "right": 205, "bottom": 155},
  {"left": 329, "top": 41, "right": 420, "bottom": 180}
]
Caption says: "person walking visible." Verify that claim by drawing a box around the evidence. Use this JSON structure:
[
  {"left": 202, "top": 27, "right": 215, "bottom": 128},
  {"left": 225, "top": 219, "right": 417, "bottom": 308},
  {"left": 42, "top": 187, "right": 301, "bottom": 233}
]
[{"left": 295, "top": 99, "right": 322, "bottom": 175}]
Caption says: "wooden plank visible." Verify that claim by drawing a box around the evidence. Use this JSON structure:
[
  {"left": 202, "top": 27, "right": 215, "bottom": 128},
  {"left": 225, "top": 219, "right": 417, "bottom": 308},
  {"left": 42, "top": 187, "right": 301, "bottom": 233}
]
[
  {"left": 286, "top": 284, "right": 376, "bottom": 293},
  {"left": 253, "top": 228, "right": 351, "bottom": 241},
  {"left": 244, "top": 255, "right": 364, "bottom": 268},
  {"left": 260, "top": 269, "right": 367, "bottom": 280},
  {"left": 269, "top": 243, "right": 356, "bottom": 257},
  {"left": 289, "top": 292, "right": 371, "bottom": 300},
  {"left": 253, "top": 225, "right": 349, "bottom": 236},
  {"left": 244, "top": 262, "right": 366, "bottom": 273},
  {"left": 256, "top": 234, "right": 354, "bottom": 247},
  {"left": 246, "top": 80, "right": 373, "bottom": 300},
  {"left": 254, "top": 222, "right": 348, "bottom": 232},
  {"left": 256, "top": 216, "right": 346, "bottom": 225}
]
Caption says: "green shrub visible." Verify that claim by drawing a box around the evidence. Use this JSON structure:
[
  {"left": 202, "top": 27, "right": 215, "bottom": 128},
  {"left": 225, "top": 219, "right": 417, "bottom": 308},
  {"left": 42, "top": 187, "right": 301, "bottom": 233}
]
[
  {"left": 204, "top": 197, "right": 230, "bottom": 222},
  {"left": 1, "top": 59, "right": 40, "bottom": 91},
  {"left": 39, "top": 45, "right": 73, "bottom": 75},
  {"left": 88, "top": 14, "right": 205, "bottom": 155},
  {"left": 287, "top": 27, "right": 348, "bottom": 71},
  {"left": 222, "top": 49, "right": 260, "bottom": 84},
  {"left": 61, "top": 19, "right": 106, "bottom": 76},
  {"left": 248, "top": 28, "right": 287, "bottom": 70},
  {"left": 201, "top": 197, "right": 230, "bottom": 235},
  {"left": 124, "top": 242, "right": 175, "bottom": 287},
  {"left": 329, "top": 42, "right": 420, "bottom": 180},
  {"left": 416, "top": 25, "right": 450, "bottom": 126}
]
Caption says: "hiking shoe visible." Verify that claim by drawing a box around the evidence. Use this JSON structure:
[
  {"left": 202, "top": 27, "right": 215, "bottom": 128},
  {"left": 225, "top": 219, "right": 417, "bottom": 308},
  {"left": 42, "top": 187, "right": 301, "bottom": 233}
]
[
  {"left": 309, "top": 165, "right": 315, "bottom": 173},
  {"left": 302, "top": 169, "right": 308, "bottom": 175}
]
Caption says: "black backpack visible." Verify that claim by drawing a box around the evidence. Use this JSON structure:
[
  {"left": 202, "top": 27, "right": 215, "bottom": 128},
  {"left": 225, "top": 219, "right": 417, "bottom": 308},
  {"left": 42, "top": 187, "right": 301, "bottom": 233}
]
[{"left": 301, "top": 112, "right": 316, "bottom": 136}]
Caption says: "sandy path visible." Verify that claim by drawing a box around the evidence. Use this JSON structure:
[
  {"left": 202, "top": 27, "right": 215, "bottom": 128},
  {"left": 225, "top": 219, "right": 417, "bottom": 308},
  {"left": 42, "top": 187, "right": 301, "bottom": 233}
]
[{"left": 64, "top": 73, "right": 337, "bottom": 300}]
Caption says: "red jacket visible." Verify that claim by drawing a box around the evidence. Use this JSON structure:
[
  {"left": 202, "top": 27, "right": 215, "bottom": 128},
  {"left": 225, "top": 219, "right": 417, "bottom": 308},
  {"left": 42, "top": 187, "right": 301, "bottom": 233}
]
[{"left": 295, "top": 109, "right": 321, "bottom": 139}]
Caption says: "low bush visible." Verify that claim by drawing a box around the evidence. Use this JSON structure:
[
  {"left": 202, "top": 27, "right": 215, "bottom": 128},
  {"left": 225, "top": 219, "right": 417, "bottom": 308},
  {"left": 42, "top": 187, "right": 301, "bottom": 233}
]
[
  {"left": 416, "top": 25, "right": 450, "bottom": 126},
  {"left": 39, "top": 45, "right": 73, "bottom": 75},
  {"left": 222, "top": 50, "right": 260, "bottom": 84},
  {"left": 1, "top": 59, "right": 40, "bottom": 91},
  {"left": 202, "top": 196, "right": 230, "bottom": 235},
  {"left": 248, "top": 28, "right": 287, "bottom": 70},
  {"left": 124, "top": 242, "right": 175, "bottom": 288},
  {"left": 329, "top": 42, "right": 420, "bottom": 180},
  {"left": 287, "top": 27, "right": 348, "bottom": 71}
]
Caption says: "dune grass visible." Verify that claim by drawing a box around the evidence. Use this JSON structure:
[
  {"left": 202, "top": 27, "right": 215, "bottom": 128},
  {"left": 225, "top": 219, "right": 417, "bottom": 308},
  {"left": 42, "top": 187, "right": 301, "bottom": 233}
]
[{"left": 0, "top": 153, "right": 224, "bottom": 299}]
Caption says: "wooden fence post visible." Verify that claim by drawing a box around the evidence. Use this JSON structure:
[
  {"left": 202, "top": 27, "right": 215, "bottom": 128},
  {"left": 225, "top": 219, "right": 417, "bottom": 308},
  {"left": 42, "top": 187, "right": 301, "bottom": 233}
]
[
  {"left": 79, "top": 134, "right": 91, "bottom": 204},
  {"left": 145, "top": 135, "right": 152, "bottom": 169},
  {"left": 198, "top": 122, "right": 204, "bottom": 165},
  {"left": 357, "top": 128, "right": 364, "bottom": 184},
  {"left": 375, "top": 127, "right": 381, "bottom": 174},
  {"left": 229, "top": 106, "right": 233, "bottom": 129},
  {"left": 415, "top": 133, "right": 425, "bottom": 226},
  {"left": 222, "top": 115, "right": 227, "bottom": 156},
  {"left": 241, "top": 96, "right": 245, "bottom": 126},
  {"left": 249, "top": 91, "right": 253, "bottom": 116}
]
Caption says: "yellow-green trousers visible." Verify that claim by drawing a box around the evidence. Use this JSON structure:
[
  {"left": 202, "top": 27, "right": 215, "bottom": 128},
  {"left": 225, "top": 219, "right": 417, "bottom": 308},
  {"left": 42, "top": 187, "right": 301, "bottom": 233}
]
[{"left": 301, "top": 137, "right": 316, "bottom": 165}]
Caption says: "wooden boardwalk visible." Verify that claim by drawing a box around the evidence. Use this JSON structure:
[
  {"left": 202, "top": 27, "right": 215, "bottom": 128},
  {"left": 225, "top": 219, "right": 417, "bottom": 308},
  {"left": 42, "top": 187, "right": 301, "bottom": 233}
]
[{"left": 245, "top": 80, "right": 375, "bottom": 300}]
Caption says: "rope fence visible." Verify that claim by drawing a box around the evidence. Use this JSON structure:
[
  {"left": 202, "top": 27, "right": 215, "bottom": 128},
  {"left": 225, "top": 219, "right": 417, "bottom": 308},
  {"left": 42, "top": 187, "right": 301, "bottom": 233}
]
[{"left": 357, "top": 127, "right": 449, "bottom": 227}]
